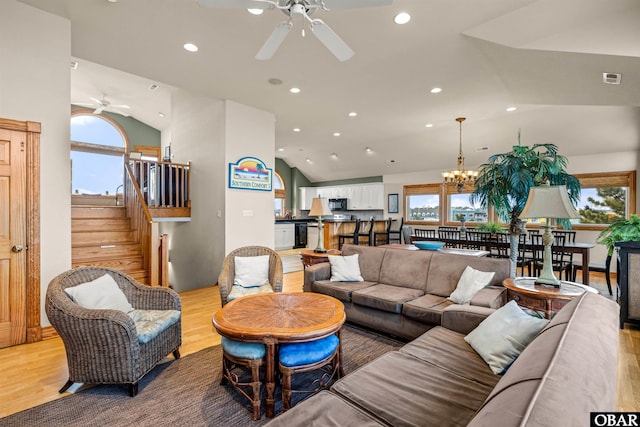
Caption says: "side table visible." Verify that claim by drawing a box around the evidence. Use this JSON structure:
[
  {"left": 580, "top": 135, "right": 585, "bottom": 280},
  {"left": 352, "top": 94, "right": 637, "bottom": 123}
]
[
  {"left": 300, "top": 249, "right": 340, "bottom": 269},
  {"left": 503, "top": 277, "right": 598, "bottom": 319}
]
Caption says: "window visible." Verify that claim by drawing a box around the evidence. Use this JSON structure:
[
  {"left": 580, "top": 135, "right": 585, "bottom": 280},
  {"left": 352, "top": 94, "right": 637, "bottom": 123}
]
[
  {"left": 404, "top": 184, "right": 441, "bottom": 224},
  {"left": 444, "top": 185, "right": 489, "bottom": 225},
  {"left": 573, "top": 171, "right": 636, "bottom": 229},
  {"left": 274, "top": 171, "right": 286, "bottom": 218},
  {"left": 70, "top": 112, "right": 128, "bottom": 196}
]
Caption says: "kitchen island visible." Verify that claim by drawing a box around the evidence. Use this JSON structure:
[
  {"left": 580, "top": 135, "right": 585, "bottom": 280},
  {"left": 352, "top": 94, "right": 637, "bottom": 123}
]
[{"left": 321, "top": 219, "right": 390, "bottom": 249}]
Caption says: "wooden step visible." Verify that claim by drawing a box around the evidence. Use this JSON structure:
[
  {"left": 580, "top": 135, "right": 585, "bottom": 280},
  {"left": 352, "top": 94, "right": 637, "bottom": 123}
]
[
  {"left": 72, "top": 230, "right": 134, "bottom": 245},
  {"left": 72, "top": 206, "right": 127, "bottom": 219},
  {"left": 72, "top": 218, "right": 131, "bottom": 232},
  {"left": 72, "top": 255, "right": 144, "bottom": 272},
  {"left": 72, "top": 242, "right": 141, "bottom": 260}
]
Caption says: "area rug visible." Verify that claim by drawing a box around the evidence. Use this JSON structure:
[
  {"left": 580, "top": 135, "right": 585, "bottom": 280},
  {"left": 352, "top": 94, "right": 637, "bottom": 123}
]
[
  {"left": 281, "top": 253, "right": 303, "bottom": 273},
  {"left": 1, "top": 325, "right": 403, "bottom": 427}
]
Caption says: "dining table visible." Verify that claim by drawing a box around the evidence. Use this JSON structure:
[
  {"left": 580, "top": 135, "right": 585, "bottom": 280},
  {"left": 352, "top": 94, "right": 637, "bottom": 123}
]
[{"left": 410, "top": 233, "right": 596, "bottom": 285}]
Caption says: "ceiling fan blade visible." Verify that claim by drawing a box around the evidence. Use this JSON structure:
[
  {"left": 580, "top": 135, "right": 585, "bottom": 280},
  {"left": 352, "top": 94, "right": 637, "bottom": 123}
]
[
  {"left": 255, "top": 21, "right": 293, "bottom": 61},
  {"left": 310, "top": 19, "right": 354, "bottom": 61},
  {"left": 197, "top": 0, "right": 273, "bottom": 9},
  {"left": 110, "top": 104, "right": 131, "bottom": 109},
  {"left": 319, "top": 0, "right": 392, "bottom": 10},
  {"left": 93, "top": 107, "right": 104, "bottom": 114},
  {"left": 90, "top": 97, "right": 102, "bottom": 104}
]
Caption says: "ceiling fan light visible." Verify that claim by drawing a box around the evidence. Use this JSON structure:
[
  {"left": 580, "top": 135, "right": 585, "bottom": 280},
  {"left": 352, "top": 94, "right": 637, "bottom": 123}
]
[
  {"left": 247, "top": 8, "right": 263, "bottom": 15},
  {"left": 394, "top": 12, "right": 411, "bottom": 25}
]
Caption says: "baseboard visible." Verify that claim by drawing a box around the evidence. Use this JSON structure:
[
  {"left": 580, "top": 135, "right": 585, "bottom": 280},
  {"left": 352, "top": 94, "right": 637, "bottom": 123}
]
[{"left": 41, "top": 326, "right": 59, "bottom": 340}]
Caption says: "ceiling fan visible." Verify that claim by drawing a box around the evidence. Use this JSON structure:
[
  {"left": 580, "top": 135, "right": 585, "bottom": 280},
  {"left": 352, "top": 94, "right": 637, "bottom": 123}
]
[
  {"left": 197, "top": 0, "right": 392, "bottom": 61},
  {"left": 75, "top": 96, "right": 131, "bottom": 116}
]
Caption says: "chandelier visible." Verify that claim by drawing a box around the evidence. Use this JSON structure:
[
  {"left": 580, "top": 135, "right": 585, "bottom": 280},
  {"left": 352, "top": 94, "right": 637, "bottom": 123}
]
[{"left": 442, "top": 117, "right": 478, "bottom": 192}]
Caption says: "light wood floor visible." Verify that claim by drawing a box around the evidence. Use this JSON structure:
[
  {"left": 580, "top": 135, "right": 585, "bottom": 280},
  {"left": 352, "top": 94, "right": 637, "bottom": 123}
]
[{"left": 0, "top": 269, "right": 638, "bottom": 418}]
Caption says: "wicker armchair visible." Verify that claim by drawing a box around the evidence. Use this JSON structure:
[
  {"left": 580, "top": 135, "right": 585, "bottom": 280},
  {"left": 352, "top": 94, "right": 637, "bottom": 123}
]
[
  {"left": 217, "top": 246, "right": 283, "bottom": 306},
  {"left": 45, "top": 267, "right": 182, "bottom": 396}
]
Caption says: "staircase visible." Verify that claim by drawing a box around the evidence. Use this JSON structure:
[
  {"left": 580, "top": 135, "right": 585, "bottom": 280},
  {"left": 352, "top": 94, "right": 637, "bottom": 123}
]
[{"left": 72, "top": 206, "right": 149, "bottom": 284}]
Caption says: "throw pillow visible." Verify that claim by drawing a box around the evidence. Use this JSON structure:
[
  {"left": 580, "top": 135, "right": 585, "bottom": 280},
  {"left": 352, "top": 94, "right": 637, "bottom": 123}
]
[
  {"left": 64, "top": 273, "right": 134, "bottom": 313},
  {"left": 448, "top": 265, "right": 495, "bottom": 304},
  {"left": 328, "top": 254, "right": 364, "bottom": 282},
  {"left": 465, "top": 301, "right": 549, "bottom": 375},
  {"left": 234, "top": 255, "right": 270, "bottom": 288}
]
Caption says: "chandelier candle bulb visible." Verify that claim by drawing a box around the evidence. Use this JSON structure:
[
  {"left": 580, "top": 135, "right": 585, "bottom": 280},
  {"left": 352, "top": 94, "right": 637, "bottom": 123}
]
[{"left": 442, "top": 117, "right": 478, "bottom": 192}]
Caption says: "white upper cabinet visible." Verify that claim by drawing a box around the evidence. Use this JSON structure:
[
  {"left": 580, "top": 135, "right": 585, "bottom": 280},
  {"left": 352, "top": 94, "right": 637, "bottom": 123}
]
[
  {"left": 300, "top": 183, "right": 383, "bottom": 210},
  {"left": 298, "top": 187, "right": 317, "bottom": 210}
]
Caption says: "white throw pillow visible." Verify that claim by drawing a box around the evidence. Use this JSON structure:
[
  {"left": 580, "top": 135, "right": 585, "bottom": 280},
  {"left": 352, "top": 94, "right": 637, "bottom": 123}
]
[
  {"left": 329, "top": 254, "right": 364, "bottom": 282},
  {"left": 234, "top": 255, "right": 270, "bottom": 288},
  {"left": 64, "top": 274, "right": 134, "bottom": 313},
  {"left": 465, "top": 301, "right": 549, "bottom": 375},
  {"left": 448, "top": 265, "right": 496, "bottom": 304}
]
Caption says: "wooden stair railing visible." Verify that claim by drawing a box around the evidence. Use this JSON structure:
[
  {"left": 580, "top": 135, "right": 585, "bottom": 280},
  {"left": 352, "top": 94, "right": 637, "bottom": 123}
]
[
  {"left": 124, "top": 163, "right": 162, "bottom": 286},
  {"left": 128, "top": 159, "right": 191, "bottom": 218}
]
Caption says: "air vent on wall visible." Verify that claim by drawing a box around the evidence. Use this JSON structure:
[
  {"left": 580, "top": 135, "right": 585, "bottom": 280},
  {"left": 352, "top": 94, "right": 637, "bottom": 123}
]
[
  {"left": 475, "top": 146, "right": 489, "bottom": 152},
  {"left": 148, "top": 84, "right": 160, "bottom": 91},
  {"left": 603, "top": 73, "right": 622, "bottom": 85}
]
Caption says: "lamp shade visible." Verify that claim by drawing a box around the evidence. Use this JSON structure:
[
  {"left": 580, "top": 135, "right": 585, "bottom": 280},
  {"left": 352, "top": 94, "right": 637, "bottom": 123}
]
[
  {"left": 309, "top": 197, "right": 333, "bottom": 217},
  {"left": 519, "top": 184, "right": 579, "bottom": 219}
]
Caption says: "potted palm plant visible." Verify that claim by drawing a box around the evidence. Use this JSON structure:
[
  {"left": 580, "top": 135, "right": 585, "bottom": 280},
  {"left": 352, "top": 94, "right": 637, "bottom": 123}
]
[
  {"left": 470, "top": 141, "right": 581, "bottom": 277},
  {"left": 597, "top": 214, "right": 640, "bottom": 285}
]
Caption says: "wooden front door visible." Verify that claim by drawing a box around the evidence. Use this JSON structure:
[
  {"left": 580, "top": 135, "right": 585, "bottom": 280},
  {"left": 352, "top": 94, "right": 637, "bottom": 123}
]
[{"left": 0, "top": 119, "right": 40, "bottom": 348}]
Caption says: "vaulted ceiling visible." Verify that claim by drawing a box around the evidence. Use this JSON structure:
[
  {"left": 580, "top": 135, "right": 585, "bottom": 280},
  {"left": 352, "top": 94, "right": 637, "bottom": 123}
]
[{"left": 19, "top": 0, "right": 640, "bottom": 182}]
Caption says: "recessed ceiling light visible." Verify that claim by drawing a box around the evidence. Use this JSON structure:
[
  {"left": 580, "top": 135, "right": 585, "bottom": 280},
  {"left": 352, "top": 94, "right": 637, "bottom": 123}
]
[
  {"left": 148, "top": 84, "right": 159, "bottom": 91},
  {"left": 430, "top": 87, "right": 442, "bottom": 94},
  {"left": 158, "top": 112, "right": 165, "bottom": 118},
  {"left": 289, "top": 87, "right": 301, "bottom": 94},
  {"left": 293, "top": 128, "right": 301, "bottom": 132},
  {"left": 365, "top": 147, "right": 372, "bottom": 153},
  {"left": 506, "top": 107, "right": 517, "bottom": 112},
  {"left": 277, "top": 148, "right": 285, "bottom": 152},
  {"left": 425, "top": 123, "right": 433, "bottom": 128},
  {"left": 268, "top": 78, "right": 283, "bottom": 85},
  {"left": 348, "top": 112, "right": 357, "bottom": 117},
  {"left": 305, "top": 158, "right": 312, "bottom": 163},
  {"left": 183, "top": 43, "right": 198, "bottom": 52},
  {"left": 106, "top": 0, "right": 119, "bottom": 3},
  {"left": 394, "top": 12, "right": 411, "bottom": 25},
  {"left": 333, "top": 132, "right": 341, "bottom": 137},
  {"left": 247, "top": 8, "right": 263, "bottom": 15},
  {"left": 330, "top": 153, "right": 338, "bottom": 159}
]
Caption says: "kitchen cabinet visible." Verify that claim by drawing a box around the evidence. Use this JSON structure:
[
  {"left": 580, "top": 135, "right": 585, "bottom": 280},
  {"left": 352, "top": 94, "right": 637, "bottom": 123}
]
[
  {"left": 298, "top": 187, "right": 317, "bottom": 210},
  {"left": 347, "top": 183, "right": 384, "bottom": 210},
  {"left": 275, "top": 223, "right": 295, "bottom": 250}
]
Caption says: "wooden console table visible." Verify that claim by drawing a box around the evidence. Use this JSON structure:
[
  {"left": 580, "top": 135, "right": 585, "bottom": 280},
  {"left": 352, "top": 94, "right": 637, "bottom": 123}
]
[
  {"left": 300, "top": 248, "right": 341, "bottom": 269},
  {"left": 213, "top": 292, "right": 346, "bottom": 418},
  {"left": 503, "top": 277, "right": 598, "bottom": 319}
]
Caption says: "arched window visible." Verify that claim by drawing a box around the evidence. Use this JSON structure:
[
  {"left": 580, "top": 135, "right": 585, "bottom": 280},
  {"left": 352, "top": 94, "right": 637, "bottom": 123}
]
[
  {"left": 70, "top": 111, "right": 128, "bottom": 198},
  {"left": 274, "top": 171, "right": 287, "bottom": 218}
]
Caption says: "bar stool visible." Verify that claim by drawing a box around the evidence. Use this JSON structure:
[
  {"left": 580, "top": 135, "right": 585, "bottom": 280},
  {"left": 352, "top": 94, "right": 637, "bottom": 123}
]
[
  {"left": 357, "top": 218, "right": 374, "bottom": 246},
  {"left": 338, "top": 219, "right": 360, "bottom": 249},
  {"left": 373, "top": 218, "right": 392, "bottom": 246}
]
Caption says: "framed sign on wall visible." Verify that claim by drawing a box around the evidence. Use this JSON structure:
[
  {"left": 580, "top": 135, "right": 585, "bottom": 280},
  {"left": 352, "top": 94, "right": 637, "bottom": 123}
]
[
  {"left": 228, "top": 156, "right": 273, "bottom": 191},
  {"left": 388, "top": 193, "right": 399, "bottom": 213}
]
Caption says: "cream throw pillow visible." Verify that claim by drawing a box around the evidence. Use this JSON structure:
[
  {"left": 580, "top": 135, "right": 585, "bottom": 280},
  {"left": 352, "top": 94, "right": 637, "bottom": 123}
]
[
  {"left": 329, "top": 254, "right": 364, "bottom": 282},
  {"left": 448, "top": 265, "right": 495, "bottom": 304},
  {"left": 64, "top": 273, "right": 134, "bottom": 313},
  {"left": 465, "top": 301, "right": 549, "bottom": 374},
  {"left": 234, "top": 255, "right": 270, "bottom": 288}
]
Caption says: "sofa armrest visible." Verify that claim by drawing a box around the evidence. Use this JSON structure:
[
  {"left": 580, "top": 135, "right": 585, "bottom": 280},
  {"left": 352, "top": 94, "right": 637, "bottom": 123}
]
[
  {"left": 303, "top": 262, "right": 331, "bottom": 292},
  {"left": 469, "top": 285, "right": 506, "bottom": 309},
  {"left": 441, "top": 305, "right": 496, "bottom": 335}
]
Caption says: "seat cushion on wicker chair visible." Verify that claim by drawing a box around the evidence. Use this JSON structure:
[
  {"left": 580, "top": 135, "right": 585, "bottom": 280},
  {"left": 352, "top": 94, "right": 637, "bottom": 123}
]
[
  {"left": 64, "top": 274, "right": 134, "bottom": 313},
  {"left": 279, "top": 334, "right": 339, "bottom": 367},
  {"left": 128, "top": 309, "right": 181, "bottom": 344},
  {"left": 221, "top": 337, "right": 266, "bottom": 360},
  {"left": 227, "top": 283, "right": 274, "bottom": 301}
]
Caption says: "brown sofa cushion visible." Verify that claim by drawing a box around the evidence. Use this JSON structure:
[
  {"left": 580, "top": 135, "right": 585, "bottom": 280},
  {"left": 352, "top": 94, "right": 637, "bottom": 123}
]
[
  {"left": 400, "top": 326, "right": 500, "bottom": 388},
  {"left": 263, "top": 390, "right": 387, "bottom": 427},
  {"left": 426, "top": 253, "right": 510, "bottom": 297},
  {"left": 377, "top": 249, "right": 433, "bottom": 291},
  {"left": 311, "top": 280, "right": 377, "bottom": 302},
  {"left": 468, "top": 293, "right": 619, "bottom": 427},
  {"left": 402, "top": 293, "right": 453, "bottom": 325},
  {"left": 341, "top": 244, "right": 386, "bottom": 283},
  {"left": 351, "top": 284, "right": 424, "bottom": 314},
  {"left": 331, "top": 351, "right": 494, "bottom": 427}
]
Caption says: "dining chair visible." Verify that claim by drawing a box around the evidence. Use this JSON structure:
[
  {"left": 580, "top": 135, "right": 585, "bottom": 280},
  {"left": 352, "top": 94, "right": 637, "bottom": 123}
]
[
  {"left": 338, "top": 219, "right": 360, "bottom": 249},
  {"left": 531, "top": 233, "right": 571, "bottom": 280},
  {"left": 373, "top": 218, "right": 393, "bottom": 246},
  {"left": 465, "top": 230, "right": 490, "bottom": 250},
  {"left": 552, "top": 230, "right": 576, "bottom": 281},
  {"left": 438, "top": 228, "right": 461, "bottom": 248},
  {"left": 414, "top": 228, "right": 436, "bottom": 239},
  {"left": 488, "top": 232, "right": 510, "bottom": 258},
  {"left": 515, "top": 233, "right": 533, "bottom": 276},
  {"left": 388, "top": 217, "right": 404, "bottom": 244}
]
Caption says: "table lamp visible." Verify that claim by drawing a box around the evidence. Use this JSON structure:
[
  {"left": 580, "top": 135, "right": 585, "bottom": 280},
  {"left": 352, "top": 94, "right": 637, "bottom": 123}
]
[
  {"left": 519, "top": 183, "right": 579, "bottom": 287},
  {"left": 309, "top": 197, "right": 333, "bottom": 253}
]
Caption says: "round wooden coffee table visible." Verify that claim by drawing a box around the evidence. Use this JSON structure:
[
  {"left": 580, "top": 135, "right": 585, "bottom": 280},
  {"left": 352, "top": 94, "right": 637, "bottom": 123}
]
[
  {"left": 213, "top": 292, "right": 346, "bottom": 418},
  {"left": 503, "top": 277, "right": 598, "bottom": 319},
  {"left": 299, "top": 248, "right": 341, "bottom": 269}
]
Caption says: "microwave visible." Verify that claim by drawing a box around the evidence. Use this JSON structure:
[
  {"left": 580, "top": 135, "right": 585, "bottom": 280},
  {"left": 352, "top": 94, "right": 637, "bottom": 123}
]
[{"left": 328, "top": 198, "right": 348, "bottom": 211}]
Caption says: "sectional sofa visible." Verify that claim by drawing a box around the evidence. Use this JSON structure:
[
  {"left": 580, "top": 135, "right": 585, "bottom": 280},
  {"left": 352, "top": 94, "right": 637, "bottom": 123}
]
[
  {"left": 266, "top": 291, "right": 619, "bottom": 426},
  {"left": 303, "top": 244, "right": 511, "bottom": 340}
]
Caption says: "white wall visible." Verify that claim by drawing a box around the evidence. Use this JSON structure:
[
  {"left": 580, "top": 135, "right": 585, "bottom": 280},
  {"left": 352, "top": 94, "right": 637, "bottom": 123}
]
[
  {"left": 160, "top": 96, "right": 275, "bottom": 291},
  {"left": 383, "top": 150, "right": 639, "bottom": 272},
  {"left": 0, "top": 1, "right": 72, "bottom": 326},
  {"left": 224, "top": 100, "right": 275, "bottom": 253}
]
